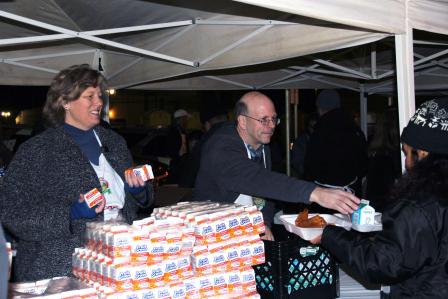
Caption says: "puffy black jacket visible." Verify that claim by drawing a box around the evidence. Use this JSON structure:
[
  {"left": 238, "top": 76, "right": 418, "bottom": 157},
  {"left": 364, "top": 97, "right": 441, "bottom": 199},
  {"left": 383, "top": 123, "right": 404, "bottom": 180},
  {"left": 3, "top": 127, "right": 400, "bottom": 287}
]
[{"left": 323, "top": 193, "right": 448, "bottom": 298}]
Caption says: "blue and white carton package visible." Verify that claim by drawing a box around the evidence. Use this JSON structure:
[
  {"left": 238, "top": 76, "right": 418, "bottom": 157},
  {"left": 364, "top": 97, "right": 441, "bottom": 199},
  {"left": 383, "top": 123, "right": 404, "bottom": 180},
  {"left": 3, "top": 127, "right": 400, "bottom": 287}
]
[{"left": 351, "top": 199, "right": 375, "bottom": 225}]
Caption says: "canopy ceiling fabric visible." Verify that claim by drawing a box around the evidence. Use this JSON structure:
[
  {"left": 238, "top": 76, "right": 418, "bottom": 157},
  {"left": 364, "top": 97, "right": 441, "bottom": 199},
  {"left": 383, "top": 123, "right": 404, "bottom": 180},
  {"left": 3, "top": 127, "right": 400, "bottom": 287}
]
[
  {"left": 0, "top": 0, "right": 446, "bottom": 96},
  {"left": 234, "top": 0, "right": 406, "bottom": 34},
  {"left": 236, "top": 0, "right": 448, "bottom": 36},
  {"left": 132, "top": 36, "right": 448, "bottom": 96},
  {"left": 0, "top": 0, "right": 390, "bottom": 88},
  {"left": 409, "top": 0, "right": 448, "bottom": 35}
]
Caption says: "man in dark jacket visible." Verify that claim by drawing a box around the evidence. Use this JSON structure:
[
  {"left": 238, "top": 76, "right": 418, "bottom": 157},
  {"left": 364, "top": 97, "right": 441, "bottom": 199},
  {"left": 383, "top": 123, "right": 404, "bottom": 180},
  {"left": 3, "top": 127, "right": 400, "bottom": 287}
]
[
  {"left": 304, "top": 90, "right": 368, "bottom": 200},
  {"left": 193, "top": 91, "right": 360, "bottom": 240}
]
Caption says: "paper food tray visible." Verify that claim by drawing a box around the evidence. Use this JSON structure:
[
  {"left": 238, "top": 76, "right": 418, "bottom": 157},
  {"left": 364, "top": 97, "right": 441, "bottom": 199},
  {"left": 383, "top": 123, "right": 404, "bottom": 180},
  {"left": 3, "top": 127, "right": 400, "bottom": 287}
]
[
  {"left": 280, "top": 214, "right": 351, "bottom": 240},
  {"left": 351, "top": 212, "right": 383, "bottom": 232}
]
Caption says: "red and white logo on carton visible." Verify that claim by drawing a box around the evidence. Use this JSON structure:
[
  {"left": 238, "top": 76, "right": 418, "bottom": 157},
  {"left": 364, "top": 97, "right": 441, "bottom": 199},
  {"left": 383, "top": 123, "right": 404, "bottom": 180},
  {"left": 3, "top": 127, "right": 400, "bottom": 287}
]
[{"left": 83, "top": 188, "right": 104, "bottom": 208}]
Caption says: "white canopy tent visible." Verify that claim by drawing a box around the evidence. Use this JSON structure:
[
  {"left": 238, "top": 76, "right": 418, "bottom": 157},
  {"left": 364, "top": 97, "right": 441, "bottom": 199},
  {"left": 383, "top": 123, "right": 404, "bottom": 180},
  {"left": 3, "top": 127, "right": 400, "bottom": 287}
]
[
  {"left": 0, "top": 0, "right": 447, "bottom": 144},
  {"left": 130, "top": 36, "right": 448, "bottom": 95},
  {"left": 0, "top": 0, "right": 388, "bottom": 87}
]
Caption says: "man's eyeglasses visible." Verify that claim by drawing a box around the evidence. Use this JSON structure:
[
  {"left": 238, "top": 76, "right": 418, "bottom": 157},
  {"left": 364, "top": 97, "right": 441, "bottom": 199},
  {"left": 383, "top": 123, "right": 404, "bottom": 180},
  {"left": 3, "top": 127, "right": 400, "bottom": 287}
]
[{"left": 241, "top": 114, "right": 280, "bottom": 126}]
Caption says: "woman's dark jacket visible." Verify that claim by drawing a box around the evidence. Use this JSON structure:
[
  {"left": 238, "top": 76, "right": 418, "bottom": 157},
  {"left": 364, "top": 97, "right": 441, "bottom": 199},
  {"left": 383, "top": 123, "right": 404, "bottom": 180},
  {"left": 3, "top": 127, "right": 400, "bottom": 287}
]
[
  {"left": 0, "top": 125, "right": 153, "bottom": 282},
  {"left": 322, "top": 158, "right": 448, "bottom": 298}
]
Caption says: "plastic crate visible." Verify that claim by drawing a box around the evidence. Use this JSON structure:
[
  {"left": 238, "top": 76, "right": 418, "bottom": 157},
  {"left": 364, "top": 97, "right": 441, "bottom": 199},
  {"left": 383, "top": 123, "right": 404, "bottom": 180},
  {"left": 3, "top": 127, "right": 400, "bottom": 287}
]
[{"left": 253, "top": 235, "right": 338, "bottom": 299}]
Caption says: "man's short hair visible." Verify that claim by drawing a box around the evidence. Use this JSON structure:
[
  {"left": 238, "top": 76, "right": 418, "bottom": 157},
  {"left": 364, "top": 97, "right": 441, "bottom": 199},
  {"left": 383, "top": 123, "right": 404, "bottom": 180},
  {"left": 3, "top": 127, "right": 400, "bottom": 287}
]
[
  {"left": 234, "top": 100, "right": 248, "bottom": 118},
  {"left": 234, "top": 99, "right": 248, "bottom": 124}
]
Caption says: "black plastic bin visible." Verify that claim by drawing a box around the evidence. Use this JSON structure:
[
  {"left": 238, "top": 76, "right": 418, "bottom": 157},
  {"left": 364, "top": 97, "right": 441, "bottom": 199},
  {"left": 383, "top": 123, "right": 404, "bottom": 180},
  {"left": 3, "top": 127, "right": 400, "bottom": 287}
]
[{"left": 253, "top": 235, "right": 338, "bottom": 299}]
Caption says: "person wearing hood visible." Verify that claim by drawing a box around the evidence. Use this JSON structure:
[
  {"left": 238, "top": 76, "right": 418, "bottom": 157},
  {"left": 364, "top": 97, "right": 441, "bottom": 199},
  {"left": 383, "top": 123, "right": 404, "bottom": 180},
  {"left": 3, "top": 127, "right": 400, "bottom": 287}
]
[{"left": 313, "top": 98, "right": 448, "bottom": 299}]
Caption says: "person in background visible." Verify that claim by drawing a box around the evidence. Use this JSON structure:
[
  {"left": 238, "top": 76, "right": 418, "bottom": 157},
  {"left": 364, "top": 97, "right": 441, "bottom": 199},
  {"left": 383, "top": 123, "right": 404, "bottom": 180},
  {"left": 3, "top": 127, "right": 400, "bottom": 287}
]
[
  {"left": 200, "top": 106, "right": 228, "bottom": 134},
  {"left": 0, "top": 64, "right": 154, "bottom": 282},
  {"left": 304, "top": 90, "right": 368, "bottom": 202},
  {"left": 313, "top": 98, "right": 448, "bottom": 299},
  {"left": 194, "top": 91, "right": 360, "bottom": 240},
  {"left": 291, "top": 113, "right": 318, "bottom": 179},
  {"left": 166, "top": 109, "right": 190, "bottom": 184},
  {"left": 175, "top": 129, "right": 203, "bottom": 189},
  {"left": 167, "top": 109, "right": 190, "bottom": 158},
  {"left": 365, "top": 108, "right": 402, "bottom": 212},
  {"left": 178, "top": 97, "right": 228, "bottom": 188}
]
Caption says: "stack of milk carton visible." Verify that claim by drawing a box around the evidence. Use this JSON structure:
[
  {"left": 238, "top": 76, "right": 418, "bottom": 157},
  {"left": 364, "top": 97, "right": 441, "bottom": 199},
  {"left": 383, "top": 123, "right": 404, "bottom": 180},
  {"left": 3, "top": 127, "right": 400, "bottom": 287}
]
[{"left": 72, "top": 201, "right": 265, "bottom": 299}]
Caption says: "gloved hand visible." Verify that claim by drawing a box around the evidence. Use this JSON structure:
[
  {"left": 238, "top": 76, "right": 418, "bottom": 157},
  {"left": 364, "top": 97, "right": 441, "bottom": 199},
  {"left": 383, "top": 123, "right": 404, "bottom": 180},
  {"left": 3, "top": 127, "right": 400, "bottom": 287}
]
[
  {"left": 70, "top": 194, "right": 104, "bottom": 220},
  {"left": 125, "top": 182, "right": 149, "bottom": 205},
  {"left": 125, "top": 183, "right": 145, "bottom": 195}
]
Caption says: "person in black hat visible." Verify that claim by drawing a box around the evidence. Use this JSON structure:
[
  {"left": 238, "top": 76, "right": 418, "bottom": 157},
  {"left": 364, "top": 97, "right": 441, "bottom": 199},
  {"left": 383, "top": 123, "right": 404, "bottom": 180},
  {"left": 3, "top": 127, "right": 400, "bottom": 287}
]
[{"left": 313, "top": 98, "right": 448, "bottom": 299}]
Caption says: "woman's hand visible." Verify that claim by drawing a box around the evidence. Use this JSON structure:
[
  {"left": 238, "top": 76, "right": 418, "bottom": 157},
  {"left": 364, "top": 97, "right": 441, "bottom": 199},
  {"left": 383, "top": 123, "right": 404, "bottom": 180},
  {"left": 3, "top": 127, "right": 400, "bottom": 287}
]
[
  {"left": 125, "top": 170, "right": 146, "bottom": 188},
  {"left": 88, "top": 194, "right": 105, "bottom": 214},
  {"left": 71, "top": 194, "right": 105, "bottom": 219}
]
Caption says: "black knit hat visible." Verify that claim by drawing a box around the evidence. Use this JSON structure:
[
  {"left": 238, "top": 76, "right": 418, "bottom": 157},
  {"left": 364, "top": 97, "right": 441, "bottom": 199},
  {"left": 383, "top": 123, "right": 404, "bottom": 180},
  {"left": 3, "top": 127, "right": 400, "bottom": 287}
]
[{"left": 401, "top": 98, "right": 448, "bottom": 154}]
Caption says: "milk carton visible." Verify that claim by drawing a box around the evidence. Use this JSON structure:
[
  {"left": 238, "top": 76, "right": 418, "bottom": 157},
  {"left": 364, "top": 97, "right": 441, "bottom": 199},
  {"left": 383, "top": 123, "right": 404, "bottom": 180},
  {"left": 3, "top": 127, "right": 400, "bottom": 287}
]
[
  {"left": 83, "top": 188, "right": 104, "bottom": 208},
  {"left": 351, "top": 199, "right": 375, "bottom": 225},
  {"left": 126, "top": 164, "right": 154, "bottom": 181}
]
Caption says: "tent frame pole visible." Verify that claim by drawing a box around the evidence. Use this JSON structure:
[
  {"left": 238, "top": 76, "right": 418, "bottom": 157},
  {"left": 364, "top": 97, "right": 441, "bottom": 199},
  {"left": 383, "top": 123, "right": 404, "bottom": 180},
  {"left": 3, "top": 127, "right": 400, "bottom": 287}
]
[
  {"left": 285, "top": 90, "right": 291, "bottom": 176},
  {"left": 395, "top": 24, "right": 416, "bottom": 172},
  {"left": 0, "top": 10, "right": 195, "bottom": 66},
  {"left": 359, "top": 85, "right": 368, "bottom": 138}
]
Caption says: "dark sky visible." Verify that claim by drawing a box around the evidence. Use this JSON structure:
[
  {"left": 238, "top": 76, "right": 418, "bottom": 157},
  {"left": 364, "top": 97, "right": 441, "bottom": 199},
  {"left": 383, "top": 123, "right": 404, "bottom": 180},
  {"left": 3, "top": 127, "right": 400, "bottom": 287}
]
[
  {"left": 0, "top": 86, "right": 361, "bottom": 116},
  {"left": 0, "top": 86, "right": 48, "bottom": 111}
]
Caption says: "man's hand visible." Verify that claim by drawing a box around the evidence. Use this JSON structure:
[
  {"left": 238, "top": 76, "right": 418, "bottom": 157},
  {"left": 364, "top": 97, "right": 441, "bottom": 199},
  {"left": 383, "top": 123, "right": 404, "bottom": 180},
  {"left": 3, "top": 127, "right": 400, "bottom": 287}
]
[
  {"left": 260, "top": 225, "right": 275, "bottom": 241},
  {"left": 310, "top": 234, "right": 322, "bottom": 245},
  {"left": 309, "top": 187, "right": 360, "bottom": 214}
]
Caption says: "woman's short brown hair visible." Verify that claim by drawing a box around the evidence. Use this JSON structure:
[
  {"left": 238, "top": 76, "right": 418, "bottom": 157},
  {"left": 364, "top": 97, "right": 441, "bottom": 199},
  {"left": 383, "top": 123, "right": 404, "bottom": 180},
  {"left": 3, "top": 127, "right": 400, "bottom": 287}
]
[{"left": 42, "top": 64, "right": 107, "bottom": 128}]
